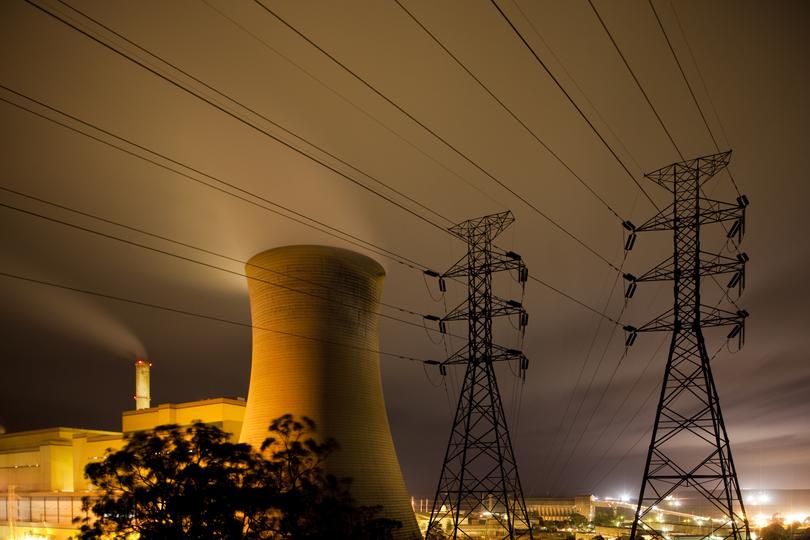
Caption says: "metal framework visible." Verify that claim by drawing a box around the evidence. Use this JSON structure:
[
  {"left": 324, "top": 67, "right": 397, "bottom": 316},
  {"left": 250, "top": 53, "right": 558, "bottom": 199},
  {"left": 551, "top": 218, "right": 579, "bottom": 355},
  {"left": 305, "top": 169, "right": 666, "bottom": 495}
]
[
  {"left": 623, "top": 151, "right": 750, "bottom": 540},
  {"left": 424, "top": 211, "right": 533, "bottom": 540}
]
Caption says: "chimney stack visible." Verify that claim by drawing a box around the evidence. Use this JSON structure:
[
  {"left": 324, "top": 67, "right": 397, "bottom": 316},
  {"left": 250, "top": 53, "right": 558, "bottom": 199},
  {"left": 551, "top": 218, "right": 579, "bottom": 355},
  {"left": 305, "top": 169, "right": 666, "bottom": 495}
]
[{"left": 134, "top": 359, "right": 151, "bottom": 410}]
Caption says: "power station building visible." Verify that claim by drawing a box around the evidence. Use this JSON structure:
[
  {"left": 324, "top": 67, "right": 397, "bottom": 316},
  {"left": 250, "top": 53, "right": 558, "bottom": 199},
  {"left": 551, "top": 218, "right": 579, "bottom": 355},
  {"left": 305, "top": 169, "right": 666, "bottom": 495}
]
[
  {"left": 0, "top": 396, "right": 247, "bottom": 540},
  {"left": 1, "top": 244, "right": 421, "bottom": 539}
]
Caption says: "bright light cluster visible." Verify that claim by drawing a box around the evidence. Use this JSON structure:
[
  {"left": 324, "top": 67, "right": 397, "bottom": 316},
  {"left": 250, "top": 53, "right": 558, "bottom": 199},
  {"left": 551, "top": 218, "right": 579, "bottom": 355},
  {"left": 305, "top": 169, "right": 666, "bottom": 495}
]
[
  {"left": 748, "top": 493, "right": 772, "bottom": 505},
  {"left": 753, "top": 512, "right": 810, "bottom": 528},
  {"left": 753, "top": 514, "right": 770, "bottom": 528}
]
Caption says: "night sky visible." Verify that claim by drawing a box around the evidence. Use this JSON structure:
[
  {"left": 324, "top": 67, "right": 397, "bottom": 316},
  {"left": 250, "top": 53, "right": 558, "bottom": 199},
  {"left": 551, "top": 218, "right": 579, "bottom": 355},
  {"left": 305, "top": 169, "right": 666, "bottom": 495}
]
[{"left": 1, "top": 0, "right": 808, "bottom": 499}]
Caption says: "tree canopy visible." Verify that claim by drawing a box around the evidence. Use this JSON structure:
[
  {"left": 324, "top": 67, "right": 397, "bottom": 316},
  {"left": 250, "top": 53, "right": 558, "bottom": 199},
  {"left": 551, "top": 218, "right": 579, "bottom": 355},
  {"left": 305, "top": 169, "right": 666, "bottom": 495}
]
[
  {"left": 73, "top": 415, "right": 400, "bottom": 540},
  {"left": 760, "top": 523, "right": 790, "bottom": 540}
]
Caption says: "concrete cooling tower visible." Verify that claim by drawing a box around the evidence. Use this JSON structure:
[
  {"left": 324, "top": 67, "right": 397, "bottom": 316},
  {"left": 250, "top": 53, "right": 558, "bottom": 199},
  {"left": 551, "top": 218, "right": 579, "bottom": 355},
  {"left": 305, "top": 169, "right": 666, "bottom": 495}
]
[{"left": 240, "top": 245, "right": 420, "bottom": 539}]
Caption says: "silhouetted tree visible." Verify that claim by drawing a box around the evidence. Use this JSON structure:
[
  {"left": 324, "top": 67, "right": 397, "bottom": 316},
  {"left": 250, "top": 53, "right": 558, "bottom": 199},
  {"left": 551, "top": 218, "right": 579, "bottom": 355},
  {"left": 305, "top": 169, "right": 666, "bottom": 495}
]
[
  {"left": 255, "top": 414, "right": 401, "bottom": 539},
  {"left": 73, "top": 422, "right": 267, "bottom": 539},
  {"left": 794, "top": 526, "right": 810, "bottom": 540},
  {"left": 73, "top": 415, "right": 400, "bottom": 540},
  {"left": 592, "top": 507, "right": 616, "bottom": 527},
  {"left": 528, "top": 510, "right": 545, "bottom": 527},
  {"left": 568, "top": 512, "right": 588, "bottom": 527},
  {"left": 760, "top": 523, "right": 790, "bottom": 540}
]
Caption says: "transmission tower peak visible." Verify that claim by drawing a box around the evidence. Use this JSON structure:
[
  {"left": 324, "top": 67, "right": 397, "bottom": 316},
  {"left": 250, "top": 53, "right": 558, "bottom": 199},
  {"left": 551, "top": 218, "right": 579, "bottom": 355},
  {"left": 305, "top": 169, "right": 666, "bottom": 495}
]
[
  {"left": 644, "top": 150, "right": 732, "bottom": 189},
  {"left": 623, "top": 151, "right": 751, "bottom": 540},
  {"left": 424, "top": 210, "right": 533, "bottom": 540}
]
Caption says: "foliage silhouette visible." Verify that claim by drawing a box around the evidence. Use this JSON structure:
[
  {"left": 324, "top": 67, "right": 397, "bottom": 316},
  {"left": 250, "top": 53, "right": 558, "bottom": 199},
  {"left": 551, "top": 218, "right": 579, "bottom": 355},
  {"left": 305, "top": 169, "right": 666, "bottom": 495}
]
[
  {"left": 73, "top": 415, "right": 400, "bottom": 539},
  {"left": 760, "top": 523, "right": 790, "bottom": 540}
]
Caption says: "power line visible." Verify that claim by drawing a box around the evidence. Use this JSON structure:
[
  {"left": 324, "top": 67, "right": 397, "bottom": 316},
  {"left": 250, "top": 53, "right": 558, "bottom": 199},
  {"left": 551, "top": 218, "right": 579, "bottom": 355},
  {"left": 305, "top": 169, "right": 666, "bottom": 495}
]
[
  {"left": 544, "top": 289, "right": 629, "bottom": 491},
  {"left": 394, "top": 0, "right": 624, "bottom": 222},
  {"left": 507, "top": 0, "right": 646, "bottom": 175},
  {"left": 585, "top": 1, "right": 745, "bottom": 314},
  {"left": 0, "top": 88, "right": 426, "bottom": 271},
  {"left": 0, "top": 270, "right": 429, "bottom": 364},
  {"left": 202, "top": 0, "right": 626, "bottom": 330},
  {"left": 565, "top": 6, "right": 743, "bottom": 449},
  {"left": 535, "top": 258, "right": 626, "bottom": 493},
  {"left": 577, "top": 334, "right": 668, "bottom": 466},
  {"left": 54, "top": 0, "right": 458, "bottom": 229},
  {"left": 0, "top": 188, "right": 470, "bottom": 341},
  {"left": 585, "top": 2, "right": 744, "bottom": 315},
  {"left": 527, "top": 273, "right": 621, "bottom": 326},
  {"left": 198, "top": 0, "right": 509, "bottom": 212},
  {"left": 17, "top": 1, "right": 627, "bottom": 323},
  {"left": 589, "top": 418, "right": 653, "bottom": 493},
  {"left": 587, "top": 0, "right": 685, "bottom": 161},
  {"left": 489, "top": 0, "right": 661, "bottom": 213},
  {"left": 649, "top": 0, "right": 742, "bottom": 196},
  {"left": 0, "top": 87, "right": 623, "bottom": 328},
  {"left": 667, "top": 2, "right": 732, "bottom": 153},
  {"left": 253, "top": 0, "right": 624, "bottom": 273},
  {"left": 23, "top": 0, "right": 451, "bottom": 236},
  {"left": 543, "top": 230, "right": 663, "bottom": 491},
  {"left": 548, "top": 333, "right": 629, "bottom": 494}
]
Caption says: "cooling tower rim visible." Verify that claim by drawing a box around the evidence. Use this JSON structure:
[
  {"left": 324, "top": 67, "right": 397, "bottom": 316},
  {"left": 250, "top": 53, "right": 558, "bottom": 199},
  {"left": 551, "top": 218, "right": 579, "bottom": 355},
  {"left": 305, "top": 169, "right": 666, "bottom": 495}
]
[{"left": 246, "top": 244, "right": 385, "bottom": 277}]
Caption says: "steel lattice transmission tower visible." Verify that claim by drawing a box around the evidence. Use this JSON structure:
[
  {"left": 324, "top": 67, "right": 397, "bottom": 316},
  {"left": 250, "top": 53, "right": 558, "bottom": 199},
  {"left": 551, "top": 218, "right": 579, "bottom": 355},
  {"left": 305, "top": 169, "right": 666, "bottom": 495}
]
[
  {"left": 424, "top": 211, "right": 533, "bottom": 540},
  {"left": 622, "top": 151, "right": 750, "bottom": 540}
]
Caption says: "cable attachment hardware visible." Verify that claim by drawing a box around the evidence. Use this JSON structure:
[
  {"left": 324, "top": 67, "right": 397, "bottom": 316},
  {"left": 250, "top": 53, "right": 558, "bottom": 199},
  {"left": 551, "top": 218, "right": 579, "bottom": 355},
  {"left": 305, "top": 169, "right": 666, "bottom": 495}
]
[
  {"left": 423, "top": 269, "right": 447, "bottom": 293},
  {"left": 727, "top": 195, "right": 749, "bottom": 242},
  {"left": 623, "top": 273, "right": 638, "bottom": 299},
  {"left": 726, "top": 309, "right": 749, "bottom": 349},
  {"left": 514, "top": 261, "right": 529, "bottom": 284},
  {"left": 622, "top": 220, "right": 637, "bottom": 251},
  {"left": 727, "top": 253, "right": 749, "bottom": 295},
  {"left": 519, "top": 356, "right": 529, "bottom": 380},
  {"left": 623, "top": 325, "right": 638, "bottom": 346},
  {"left": 506, "top": 251, "right": 529, "bottom": 284},
  {"left": 424, "top": 359, "right": 447, "bottom": 376},
  {"left": 519, "top": 311, "right": 529, "bottom": 328},
  {"left": 423, "top": 314, "right": 446, "bottom": 334}
]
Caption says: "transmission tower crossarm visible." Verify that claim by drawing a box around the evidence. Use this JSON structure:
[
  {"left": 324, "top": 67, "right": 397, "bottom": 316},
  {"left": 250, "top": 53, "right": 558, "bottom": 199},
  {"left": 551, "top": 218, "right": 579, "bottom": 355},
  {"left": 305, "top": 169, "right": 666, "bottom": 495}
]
[
  {"left": 634, "top": 200, "right": 745, "bottom": 233},
  {"left": 626, "top": 305, "right": 747, "bottom": 335},
  {"left": 631, "top": 196, "right": 747, "bottom": 240},
  {"left": 441, "top": 249, "right": 526, "bottom": 278},
  {"left": 490, "top": 344, "right": 528, "bottom": 365},
  {"left": 441, "top": 298, "right": 526, "bottom": 324},
  {"left": 629, "top": 252, "right": 747, "bottom": 283}
]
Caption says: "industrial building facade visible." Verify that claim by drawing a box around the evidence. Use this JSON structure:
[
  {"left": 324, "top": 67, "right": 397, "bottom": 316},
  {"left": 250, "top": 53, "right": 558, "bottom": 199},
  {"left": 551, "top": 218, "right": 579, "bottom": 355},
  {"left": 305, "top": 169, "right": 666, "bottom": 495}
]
[{"left": 0, "top": 398, "right": 246, "bottom": 540}]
